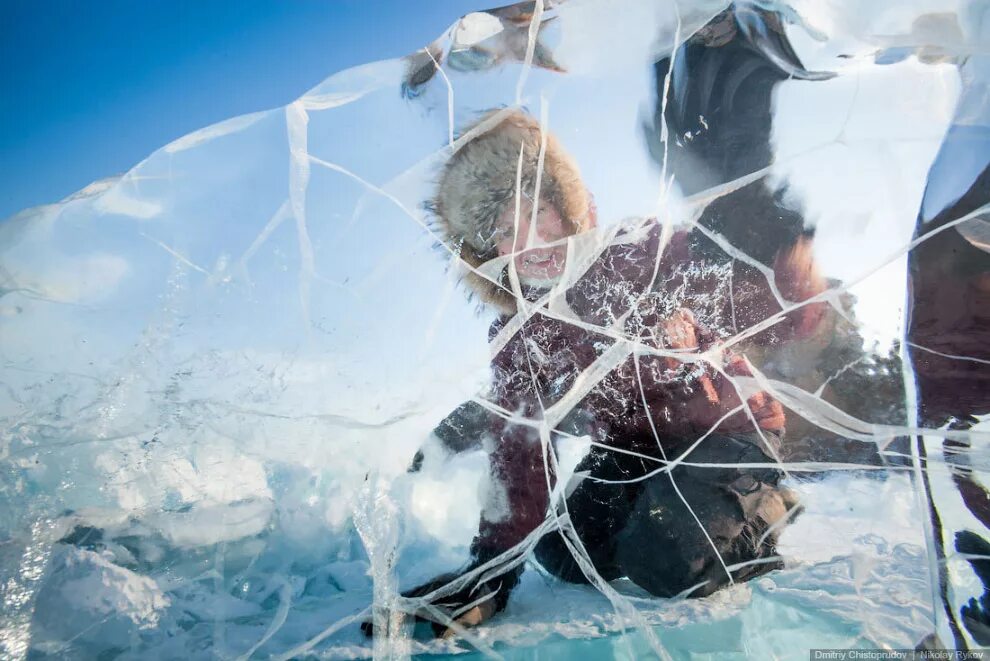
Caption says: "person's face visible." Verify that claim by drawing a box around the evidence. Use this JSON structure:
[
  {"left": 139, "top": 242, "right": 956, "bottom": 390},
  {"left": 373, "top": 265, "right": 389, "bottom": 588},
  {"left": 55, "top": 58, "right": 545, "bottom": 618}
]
[{"left": 494, "top": 197, "right": 569, "bottom": 281}]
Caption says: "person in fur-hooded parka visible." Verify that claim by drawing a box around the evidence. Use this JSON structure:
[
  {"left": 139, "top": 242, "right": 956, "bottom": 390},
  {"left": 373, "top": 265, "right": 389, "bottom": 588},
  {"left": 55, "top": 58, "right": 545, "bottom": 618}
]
[{"left": 377, "top": 109, "right": 828, "bottom": 639}]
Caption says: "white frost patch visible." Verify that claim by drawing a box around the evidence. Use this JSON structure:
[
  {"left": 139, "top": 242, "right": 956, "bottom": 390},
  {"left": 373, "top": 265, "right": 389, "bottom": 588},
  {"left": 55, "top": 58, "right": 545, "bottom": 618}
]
[
  {"left": 453, "top": 12, "right": 504, "bottom": 48},
  {"left": 408, "top": 445, "right": 487, "bottom": 547}
]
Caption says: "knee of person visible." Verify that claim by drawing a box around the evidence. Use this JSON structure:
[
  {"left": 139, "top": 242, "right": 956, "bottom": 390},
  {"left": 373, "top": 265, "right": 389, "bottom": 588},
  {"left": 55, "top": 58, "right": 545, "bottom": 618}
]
[
  {"left": 615, "top": 473, "right": 796, "bottom": 598},
  {"left": 535, "top": 528, "right": 627, "bottom": 584},
  {"left": 534, "top": 532, "right": 588, "bottom": 584},
  {"left": 616, "top": 537, "right": 711, "bottom": 597},
  {"left": 614, "top": 487, "right": 721, "bottom": 595},
  {"left": 617, "top": 518, "right": 781, "bottom": 598}
]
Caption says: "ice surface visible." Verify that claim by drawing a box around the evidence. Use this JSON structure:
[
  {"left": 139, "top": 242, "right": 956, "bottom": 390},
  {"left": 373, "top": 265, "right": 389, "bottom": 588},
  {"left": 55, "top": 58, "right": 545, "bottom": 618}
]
[{"left": 1, "top": 0, "right": 989, "bottom": 658}]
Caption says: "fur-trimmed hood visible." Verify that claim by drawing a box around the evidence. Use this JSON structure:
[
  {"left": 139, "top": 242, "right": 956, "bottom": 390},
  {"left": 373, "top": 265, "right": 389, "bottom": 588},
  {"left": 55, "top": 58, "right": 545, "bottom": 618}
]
[{"left": 432, "top": 109, "right": 594, "bottom": 314}]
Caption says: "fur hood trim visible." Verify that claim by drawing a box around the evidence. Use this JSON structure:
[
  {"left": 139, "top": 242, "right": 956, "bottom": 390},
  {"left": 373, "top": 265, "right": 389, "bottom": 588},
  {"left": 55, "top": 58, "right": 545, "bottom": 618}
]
[{"left": 433, "top": 109, "right": 593, "bottom": 315}]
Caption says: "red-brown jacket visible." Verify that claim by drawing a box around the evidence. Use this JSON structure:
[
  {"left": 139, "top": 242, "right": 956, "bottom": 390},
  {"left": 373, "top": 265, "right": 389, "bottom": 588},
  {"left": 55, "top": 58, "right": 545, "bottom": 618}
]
[{"left": 472, "top": 219, "right": 828, "bottom": 553}]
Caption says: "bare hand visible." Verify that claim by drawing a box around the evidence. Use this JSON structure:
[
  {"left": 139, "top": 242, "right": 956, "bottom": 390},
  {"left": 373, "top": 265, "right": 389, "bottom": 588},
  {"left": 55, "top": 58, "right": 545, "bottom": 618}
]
[
  {"left": 360, "top": 569, "right": 513, "bottom": 639},
  {"left": 661, "top": 307, "right": 700, "bottom": 351}
]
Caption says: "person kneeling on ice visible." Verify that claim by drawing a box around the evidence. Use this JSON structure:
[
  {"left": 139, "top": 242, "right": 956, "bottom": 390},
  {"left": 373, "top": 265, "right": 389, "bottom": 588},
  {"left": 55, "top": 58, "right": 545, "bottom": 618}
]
[{"left": 365, "top": 109, "right": 828, "bottom": 638}]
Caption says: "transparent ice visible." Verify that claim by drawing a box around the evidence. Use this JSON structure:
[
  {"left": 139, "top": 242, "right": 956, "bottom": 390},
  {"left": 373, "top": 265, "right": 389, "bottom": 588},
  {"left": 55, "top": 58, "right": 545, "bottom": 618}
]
[{"left": 1, "top": 0, "right": 989, "bottom": 658}]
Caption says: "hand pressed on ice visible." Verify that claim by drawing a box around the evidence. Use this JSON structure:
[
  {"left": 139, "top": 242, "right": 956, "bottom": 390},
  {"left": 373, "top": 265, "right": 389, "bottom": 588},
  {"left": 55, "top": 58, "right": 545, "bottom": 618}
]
[
  {"left": 661, "top": 307, "right": 700, "bottom": 351},
  {"left": 672, "top": 348, "right": 786, "bottom": 434},
  {"left": 360, "top": 569, "right": 508, "bottom": 640},
  {"left": 722, "top": 354, "right": 786, "bottom": 431}
]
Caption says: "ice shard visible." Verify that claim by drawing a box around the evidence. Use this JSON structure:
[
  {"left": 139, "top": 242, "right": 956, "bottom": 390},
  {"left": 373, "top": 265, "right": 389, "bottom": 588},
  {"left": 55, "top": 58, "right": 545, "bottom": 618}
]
[{"left": 1, "top": 0, "right": 989, "bottom": 658}]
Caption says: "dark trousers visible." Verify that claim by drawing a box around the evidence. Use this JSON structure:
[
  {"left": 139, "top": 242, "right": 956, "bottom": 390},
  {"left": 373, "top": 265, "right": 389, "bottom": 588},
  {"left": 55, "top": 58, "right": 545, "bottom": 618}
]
[{"left": 534, "top": 432, "right": 798, "bottom": 598}]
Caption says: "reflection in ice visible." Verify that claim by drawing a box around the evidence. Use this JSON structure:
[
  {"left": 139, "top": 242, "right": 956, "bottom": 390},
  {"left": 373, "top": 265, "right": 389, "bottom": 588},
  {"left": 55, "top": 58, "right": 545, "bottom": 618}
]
[{"left": 1, "top": 0, "right": 989, "bottom": 658}]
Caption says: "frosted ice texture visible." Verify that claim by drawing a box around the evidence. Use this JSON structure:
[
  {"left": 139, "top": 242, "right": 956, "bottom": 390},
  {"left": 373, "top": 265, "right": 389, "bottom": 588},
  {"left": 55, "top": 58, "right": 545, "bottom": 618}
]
[{"left": 1, "top": 0, "right": 988, "bottom": 658}]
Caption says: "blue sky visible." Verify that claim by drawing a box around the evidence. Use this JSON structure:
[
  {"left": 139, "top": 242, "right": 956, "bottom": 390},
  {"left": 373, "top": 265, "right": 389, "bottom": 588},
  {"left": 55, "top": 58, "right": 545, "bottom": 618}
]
[{"left": 0, "top": 0, "right": 488, "bottom": 220}]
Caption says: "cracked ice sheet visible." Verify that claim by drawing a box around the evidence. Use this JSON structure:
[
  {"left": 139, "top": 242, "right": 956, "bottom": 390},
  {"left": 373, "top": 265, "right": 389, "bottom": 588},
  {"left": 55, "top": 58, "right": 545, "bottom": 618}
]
[{"left": 1, "top": 0, "right": 988, "bottom": 659}]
